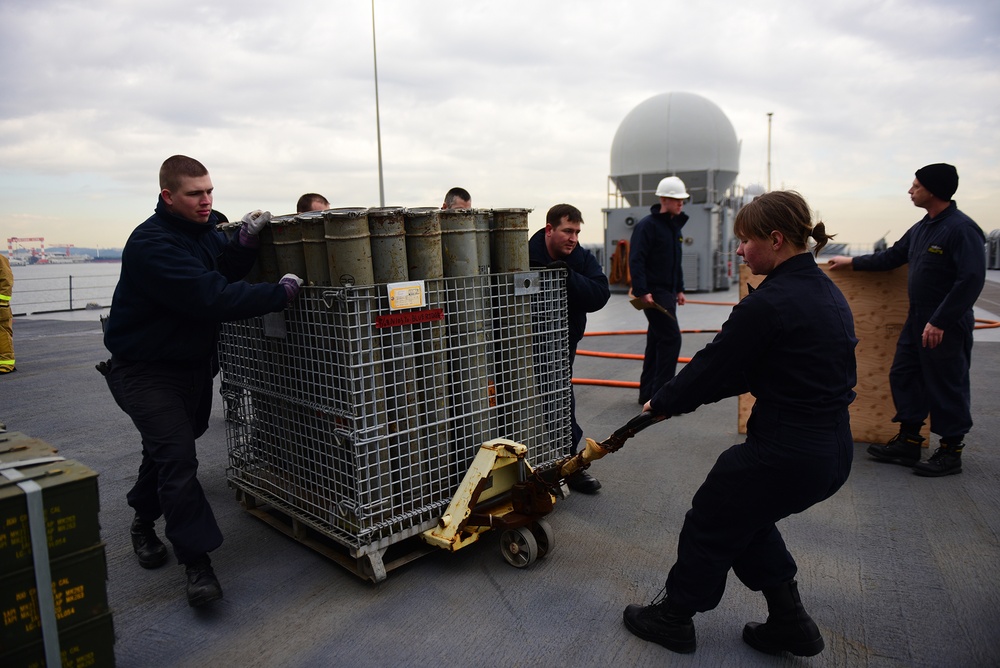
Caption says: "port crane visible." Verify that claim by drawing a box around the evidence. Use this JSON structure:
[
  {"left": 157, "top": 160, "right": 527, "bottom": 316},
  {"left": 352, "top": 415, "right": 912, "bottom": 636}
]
[{"left": 6, "top": 237, "right": 47, "bottom": 261}]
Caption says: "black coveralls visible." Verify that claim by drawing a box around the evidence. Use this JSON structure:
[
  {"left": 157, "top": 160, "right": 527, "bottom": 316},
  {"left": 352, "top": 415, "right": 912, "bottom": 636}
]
[
  {"left": 104, "top": 199, "right": 288, "bottom": 565},
  {"left": 649, "top": 253, "right": 857, "bottom": 612},
  {"left": 628, "top": 205, "right": 688, "bottom": 400},
  {"left": 529, "top": 229, "right": 610, "bottom": 452},
  {"left": 851, "top": 202, "right": 985, "bottom": 439}
]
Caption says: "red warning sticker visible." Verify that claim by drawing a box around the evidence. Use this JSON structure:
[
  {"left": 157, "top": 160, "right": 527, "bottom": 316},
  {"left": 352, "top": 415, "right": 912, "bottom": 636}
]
[{"left": 375, "top": 308, "right": 445, "bottom": 329}]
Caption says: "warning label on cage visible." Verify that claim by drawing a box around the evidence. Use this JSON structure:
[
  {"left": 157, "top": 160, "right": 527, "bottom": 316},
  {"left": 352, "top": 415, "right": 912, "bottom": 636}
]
[
  {"left": 376, "top": 308, "right": 444, "bottom": 329},
  {"left": 386, "top": 280, "right": 426, "bottom": 310}
]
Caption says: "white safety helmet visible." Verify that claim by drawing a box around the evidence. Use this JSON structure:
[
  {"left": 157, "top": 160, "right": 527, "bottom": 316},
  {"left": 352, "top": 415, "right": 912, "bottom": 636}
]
[{"left": 655, "top": 176, "right": 690, "bottom": 200}]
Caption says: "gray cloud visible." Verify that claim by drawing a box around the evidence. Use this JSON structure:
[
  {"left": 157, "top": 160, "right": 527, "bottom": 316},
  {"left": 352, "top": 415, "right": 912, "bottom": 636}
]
[{"left": 1, "top": 0, "right": 997, "bottom": 248}]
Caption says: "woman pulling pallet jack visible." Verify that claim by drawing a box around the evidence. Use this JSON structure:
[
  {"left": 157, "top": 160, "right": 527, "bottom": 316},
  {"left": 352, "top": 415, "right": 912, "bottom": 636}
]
[{"left": 579, "top": 191, "right": 858, "bottom": 658}]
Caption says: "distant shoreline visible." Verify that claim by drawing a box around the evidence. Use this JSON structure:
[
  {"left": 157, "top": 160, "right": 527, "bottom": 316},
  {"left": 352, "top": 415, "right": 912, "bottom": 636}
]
[{"left": 9, "top": 258, "right": 121, "bottom": 265}]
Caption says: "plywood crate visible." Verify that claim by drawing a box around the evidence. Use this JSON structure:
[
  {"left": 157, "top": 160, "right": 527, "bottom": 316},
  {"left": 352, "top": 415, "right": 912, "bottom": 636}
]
[{"left": 737, "top": 262, "right": 928, "bottom": 445}]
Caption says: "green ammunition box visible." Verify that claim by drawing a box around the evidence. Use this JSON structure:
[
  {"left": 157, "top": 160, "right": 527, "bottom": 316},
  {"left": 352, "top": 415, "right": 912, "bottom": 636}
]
[
  {"left": 0, "top": 612, "right": 116, "bottom": 668},
  {"left": 0, "top": 433, "right": 59, "bottom": 464},
  {"left": 0, "top": 545, "right": 109, "bottom": 654},
  {"left": 0, "top": 460, "right": 102, "bottom": 573}
]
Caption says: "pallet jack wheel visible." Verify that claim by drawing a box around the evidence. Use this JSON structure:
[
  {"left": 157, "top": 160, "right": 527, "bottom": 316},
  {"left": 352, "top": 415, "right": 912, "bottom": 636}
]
[
  {"left": 529, "top": 519, "right": 554, "bottom": 559},
  {"left": 500, "top": 526, "right": 539, "bottom": 568}
]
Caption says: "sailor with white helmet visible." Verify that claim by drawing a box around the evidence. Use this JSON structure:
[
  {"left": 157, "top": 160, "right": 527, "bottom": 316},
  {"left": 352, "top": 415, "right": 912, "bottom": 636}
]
[{"left": 628, "top": 176, "right": 690, "bottom": 404}]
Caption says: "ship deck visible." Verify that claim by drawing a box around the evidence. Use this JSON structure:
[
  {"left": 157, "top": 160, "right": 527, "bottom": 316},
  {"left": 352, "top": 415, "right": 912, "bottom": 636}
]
[{"left": 4, "top": 271, "right": 1000, "bottom": 667}]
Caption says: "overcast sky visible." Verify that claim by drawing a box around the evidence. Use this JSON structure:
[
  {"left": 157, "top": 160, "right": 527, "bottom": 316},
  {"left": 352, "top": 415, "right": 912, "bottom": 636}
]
[{"left": 1, "top": 0, "right": 998, "bottom": 251}]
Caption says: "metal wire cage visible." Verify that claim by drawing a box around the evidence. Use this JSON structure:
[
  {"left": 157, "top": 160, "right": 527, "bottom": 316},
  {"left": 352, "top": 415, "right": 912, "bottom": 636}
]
[{"left": 219, "top": 269, "right": 572, "bottom": 563}]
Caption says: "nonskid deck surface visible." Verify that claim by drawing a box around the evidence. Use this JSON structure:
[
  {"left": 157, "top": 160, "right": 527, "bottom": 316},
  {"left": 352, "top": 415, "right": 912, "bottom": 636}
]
[{"left": 5, "top": 272, "right": 1000, "bottom": 667}]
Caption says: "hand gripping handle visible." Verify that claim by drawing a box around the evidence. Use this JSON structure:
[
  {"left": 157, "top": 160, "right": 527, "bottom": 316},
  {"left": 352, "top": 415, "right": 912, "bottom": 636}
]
[{"left": 600, "top": 411, "right": 666, "bottom": 453}]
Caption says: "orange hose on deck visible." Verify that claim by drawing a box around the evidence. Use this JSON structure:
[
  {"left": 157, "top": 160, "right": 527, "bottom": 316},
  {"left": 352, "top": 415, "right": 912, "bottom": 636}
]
[
  {"left": 584, "top": 330, "right": 648, "bottom": 336},
  {"left": 586, "top": 329, "right": 720, "bottom": 337},
  {"left": 573, "top": 378, "right": 640, "bottom": 388},
  {"left": 577, "top": 326, "right": 702, "bottom": 385},
  {"left": 576, "top": 350, "right": 691, "bottom": 363},
  {"left": 578, "top": 350, "right": 644, "bottom": 360},
  {"left": 572, "top": 304, "right": 1000, "bottom": 389}
]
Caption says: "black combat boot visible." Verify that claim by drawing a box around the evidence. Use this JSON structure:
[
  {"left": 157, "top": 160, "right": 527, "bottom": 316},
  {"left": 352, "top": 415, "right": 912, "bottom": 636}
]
[
  {"left": 867, "top": 432, "right": 923, "bottom": 466},
  {"left": 566, "top": 469, "right": 602, "bottom": 494},
  {"left": 130, "top": 515, "right": 168, "bottom": 569},
  {"left": 185, "top": 555, "right": 223, "bottom": 607},
  {"left": 623, "top": 591, "right": 696, "bottom": 654},
  {"left": 913, "top": 442, "right": 963, "bottom": 477},
  {"left": 743, "top": 580, "right": 824, "bottom": 657}
]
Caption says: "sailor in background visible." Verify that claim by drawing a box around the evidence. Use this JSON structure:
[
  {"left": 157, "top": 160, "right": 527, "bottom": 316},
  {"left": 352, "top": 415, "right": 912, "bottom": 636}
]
[
  {"left": 441, "top": 187, "right": 472, "bottom": 210},
  {"left": 829, "top": 163, "right": 986, "bottom": 477},
  {"left": 296, "top": 193, "right": 330, "bottom": 213},
  {"left": 0, "top": 253, "right": 14, "bottom": 373},
  {"left": 628, "top": 176, "right": 689, "bottom": 404},
  {"left": 529, "top": 203, "right": 610, "bottom": 493}
]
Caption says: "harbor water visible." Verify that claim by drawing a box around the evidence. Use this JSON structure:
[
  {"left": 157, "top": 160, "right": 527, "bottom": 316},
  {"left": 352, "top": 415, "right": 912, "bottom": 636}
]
[{"left": 9, "top": 262, "right": 120, "bottom": 316}]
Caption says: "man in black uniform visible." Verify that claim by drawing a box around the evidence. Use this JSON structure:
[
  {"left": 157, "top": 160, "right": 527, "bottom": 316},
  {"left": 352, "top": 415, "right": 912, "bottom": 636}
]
[
  {"left": 628, "top": 176, "right": 689, "bottom": 404},
  {"left": 104, "top": 155, "right": 304, "bottom": 607},
  {"left": 829, "top": 163, "right": 985, "bottom": 477},
  {"left": 529, "top": 204, "right": 610, "bottom": 493},
  {"left": 624, "top": 191, "right": 857, "bottom": 657}
]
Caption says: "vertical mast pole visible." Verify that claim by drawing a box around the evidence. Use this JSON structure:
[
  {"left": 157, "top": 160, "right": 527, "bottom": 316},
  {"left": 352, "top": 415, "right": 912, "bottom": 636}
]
[{"left": 372, "top": 0, "right": 385, "bottom": 207}]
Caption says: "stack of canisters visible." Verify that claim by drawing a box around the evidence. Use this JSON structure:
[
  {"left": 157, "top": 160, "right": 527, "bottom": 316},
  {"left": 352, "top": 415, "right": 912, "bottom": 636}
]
[
  {"left": 0, "top": 431, "right": 114, "bottom": 668},
  {"left": 219, "top": 205, "right": 573, "bottom": 581}
]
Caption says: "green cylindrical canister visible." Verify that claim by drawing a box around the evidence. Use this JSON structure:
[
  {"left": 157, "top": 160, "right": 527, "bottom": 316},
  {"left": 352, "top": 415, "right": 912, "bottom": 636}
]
[
  {"left": 324, "top": 208, "right": 374, "bottom": 287},
  {"left": 297, "top": 210, "right": 329, "bottom": 285},
  {"left": 490, "top": 208, "right": 531, "bottom": 273},
  {"left": 439, "top": 209, "right": 479, "bottom": 278},
  {"left": 367, "top": 207, "right": 408, "bottom": 284},
  {"left": 251, "top": 222, "right": 280, "bottom": 283},
  {"left": 473, "top": 209, "right": 492, "bottom": 276},
  {"left": 404, "top": 207, "right": 443, "bottom": 280},
  {"left": 270, "top": 215, "right": 308, "bottom": 280}
]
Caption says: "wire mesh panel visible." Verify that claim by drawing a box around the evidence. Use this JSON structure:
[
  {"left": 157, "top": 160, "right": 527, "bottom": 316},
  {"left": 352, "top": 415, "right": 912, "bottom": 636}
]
[{"left": 219, "top": 270, "right": 571, "bottom": 556}]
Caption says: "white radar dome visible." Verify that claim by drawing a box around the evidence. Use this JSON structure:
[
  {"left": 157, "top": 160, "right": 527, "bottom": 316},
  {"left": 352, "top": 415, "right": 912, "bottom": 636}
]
[{"left": 610, "top": 92, "right": 740, "bottom": 205}]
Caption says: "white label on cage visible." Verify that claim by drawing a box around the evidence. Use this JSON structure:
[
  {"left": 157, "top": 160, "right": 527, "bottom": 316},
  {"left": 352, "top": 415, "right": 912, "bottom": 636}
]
[{"left": 387, "top": 281, "right": 426, "bottom": 310}]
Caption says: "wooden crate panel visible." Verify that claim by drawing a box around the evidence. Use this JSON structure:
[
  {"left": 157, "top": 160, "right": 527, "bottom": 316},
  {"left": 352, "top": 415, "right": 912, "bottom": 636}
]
[{"left": 736, "top": 262, "right": 928, "bottom": 445}]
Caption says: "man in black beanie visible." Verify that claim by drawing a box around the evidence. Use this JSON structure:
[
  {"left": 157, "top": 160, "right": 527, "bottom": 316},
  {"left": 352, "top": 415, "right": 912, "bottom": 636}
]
[
  {"left": 828, "top": 164, "right": 985, "bottom": 476},
  {"left": 914, "top": 163, "right": 959, "bottom": 202}
]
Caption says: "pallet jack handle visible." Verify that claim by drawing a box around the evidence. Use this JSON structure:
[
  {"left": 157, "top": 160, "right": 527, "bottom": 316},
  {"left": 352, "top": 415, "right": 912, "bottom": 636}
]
[{"left": 547, "top": 411, "right": 667, "bottom": 482}]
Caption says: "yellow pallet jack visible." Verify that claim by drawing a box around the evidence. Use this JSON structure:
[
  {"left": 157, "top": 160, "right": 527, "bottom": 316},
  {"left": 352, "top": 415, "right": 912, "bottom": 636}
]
[{"left": 421, "top": 411, "right": 664, "bottom": 567}]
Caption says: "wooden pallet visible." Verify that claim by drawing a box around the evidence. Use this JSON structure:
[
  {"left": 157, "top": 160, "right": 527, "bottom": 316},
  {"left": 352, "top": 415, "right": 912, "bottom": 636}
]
[{"left": 234, "top": 486, "right": 437, "bottom": 583}]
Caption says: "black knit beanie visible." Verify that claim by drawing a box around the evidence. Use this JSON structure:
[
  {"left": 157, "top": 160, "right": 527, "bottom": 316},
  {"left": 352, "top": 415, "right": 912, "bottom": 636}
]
[{"left": 915, "top": 163, "right": 959, "bottom": 201}]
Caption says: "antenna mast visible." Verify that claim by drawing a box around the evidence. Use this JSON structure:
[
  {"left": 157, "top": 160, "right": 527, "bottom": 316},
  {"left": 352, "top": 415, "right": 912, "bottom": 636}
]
[
  {"left": 766, "top": 112, "right": 773, "bottom": 192},
  {"left": 371, "top": 0, "right": 385, "bottom": 207}
]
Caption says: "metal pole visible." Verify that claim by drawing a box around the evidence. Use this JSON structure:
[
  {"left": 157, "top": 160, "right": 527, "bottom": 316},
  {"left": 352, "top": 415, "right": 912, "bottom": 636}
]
[
  {"left": 372, "top": 0, "right": 385, "bottom": 207},
  {"left": 766, "top": 112, "right": 773, "bottom": 192},
  {"left": 68, "top": 275, "right": 73, "bottom": 310}
]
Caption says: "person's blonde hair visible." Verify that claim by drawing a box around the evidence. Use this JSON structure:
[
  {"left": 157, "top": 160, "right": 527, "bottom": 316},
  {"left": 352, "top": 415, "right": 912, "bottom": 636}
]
[{"left": 733, "top": 190, "right": 834, "bottom": 256}]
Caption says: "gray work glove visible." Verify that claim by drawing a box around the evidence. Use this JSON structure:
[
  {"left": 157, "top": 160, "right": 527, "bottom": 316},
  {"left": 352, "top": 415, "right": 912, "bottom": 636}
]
[
  {"left": 239, "top": 210, "right": 271, "bottom": 247},
  {"left": 279, "top": 273, "right": 304, "bottom": 302}
]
